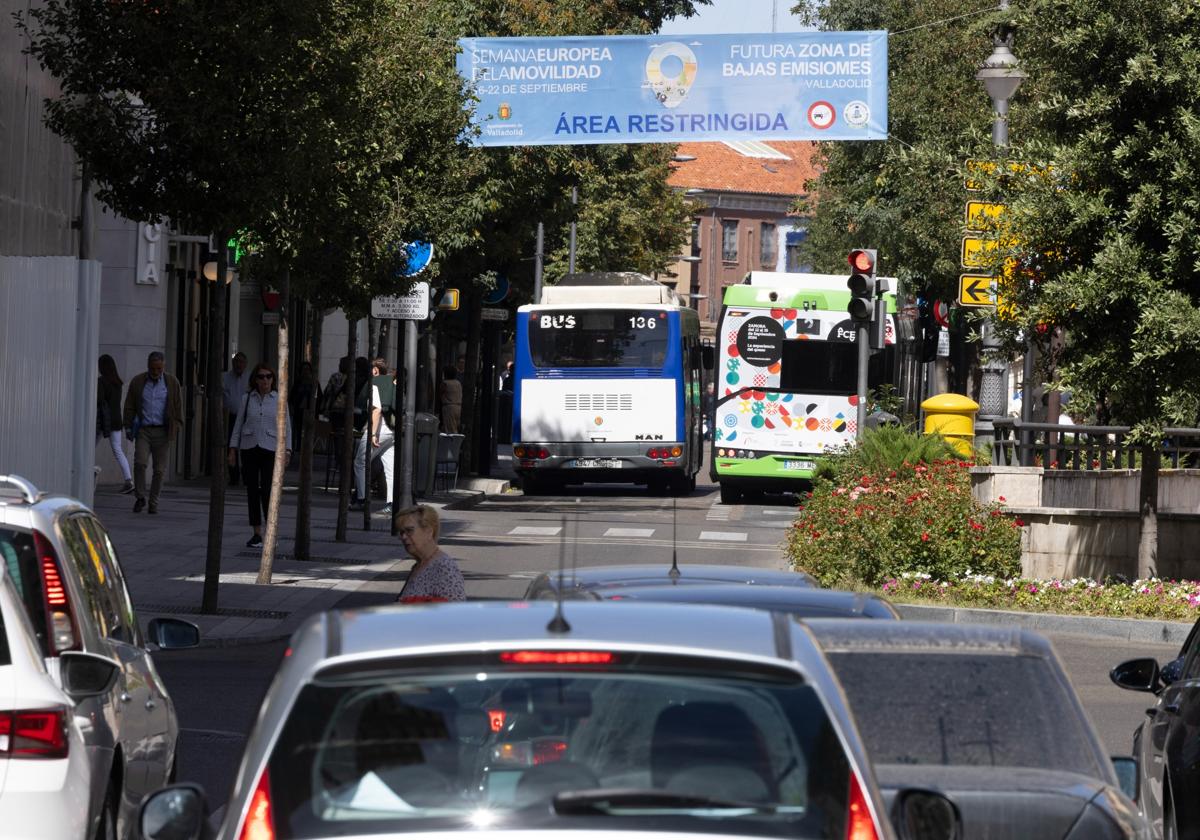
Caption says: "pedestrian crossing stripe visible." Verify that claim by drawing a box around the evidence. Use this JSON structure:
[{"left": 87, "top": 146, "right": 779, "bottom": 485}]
[{"left": 509, "top": 526, "right": 562, "bottom": 536}]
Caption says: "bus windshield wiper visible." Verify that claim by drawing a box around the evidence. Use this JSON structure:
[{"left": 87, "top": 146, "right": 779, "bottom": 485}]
[{"left": 552, "top": 787, "right": 776, "bottom": 815}]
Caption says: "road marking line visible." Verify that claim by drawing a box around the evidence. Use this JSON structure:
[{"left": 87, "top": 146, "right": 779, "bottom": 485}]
[
  {"left": 509, "top": 526, "right": 562, "bottom": 536},
  {"left": 699, "top": 531, "right": 748, "bottom": 542},
  {"left": 604, "top": 527, "right": 655, "bottom": 538},
  {"left": 761, "top": 509, "right": 797, "bottom": 516}
]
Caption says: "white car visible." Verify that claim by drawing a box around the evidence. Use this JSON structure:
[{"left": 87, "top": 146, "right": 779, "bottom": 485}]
[
  {"left": 0, "top": 475, "right": 200, "bottom": 839},
  {"left": 0, "top": 546, "right": 94, "bottom": 838}
]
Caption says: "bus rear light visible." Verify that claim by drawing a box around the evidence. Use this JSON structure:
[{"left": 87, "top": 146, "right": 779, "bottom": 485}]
[
  {"left": 670, "top": 446, "right": 682, "bottom": 457},
  {"left": 0, "top": 708, "right": 69, "bottom": 758},
  {"left": 513, "top": 445, "right": 526, "bottom": 457},
  {"left": 34, "top": 530, "right": 78, "bottom": 655}
]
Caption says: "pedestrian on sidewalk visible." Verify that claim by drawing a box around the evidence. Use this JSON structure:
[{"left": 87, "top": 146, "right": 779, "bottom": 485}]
[
  {"left": 350, "top": 379, "right": 395, "bottom": 515},
  {"left": 123, "top": 351, "right": 182, "bottom": 514},
  {"left": 222, "top": 352, "right": 250, "bottom": 486},
  {"left": 229, "top": 363, "right": 292, "bottom": 548},
  {"left": 96, "top": 354, "right": 134, "bottom": 494},
  {"left": 395, "top": 505, "right": 465, "bottom": 602},
  {"left": 439, "top": 365, "right": 462, "bottom": 433},
  {"left": 372, "top": 356, "right": 396, "bottom": 430}
]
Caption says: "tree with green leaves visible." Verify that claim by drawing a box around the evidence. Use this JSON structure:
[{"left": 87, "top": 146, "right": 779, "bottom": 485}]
[
  {"left": 981, "top": 0, "right": 1200, "bottom": 578},
  {"left": 21, "top": 0, "right": 473, "bottom": 597}
]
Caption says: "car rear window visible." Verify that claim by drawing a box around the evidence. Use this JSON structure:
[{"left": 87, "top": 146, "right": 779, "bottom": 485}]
[
  {"left": 262, "top": 654, "right": 853, "bottom": 838},
  {"left": 0, "top": 528, "right": 47, "bottom": 655},
  {"left": 826, "top": 652, "right": 1102, "bottom": 777}
]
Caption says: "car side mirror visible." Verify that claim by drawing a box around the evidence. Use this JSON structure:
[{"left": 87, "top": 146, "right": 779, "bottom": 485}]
[
  {"left": 147, "top": 617, "right": 201, "bottom": 650},
  {"left": 59, "top": 651, "right": 120, "bottom": 698},
  {"left": 1109, "top": 658, "right": 1159, "bottom": 693},
  {"left": 139, "top": 784, "right": 211, "bottom": 840},
  {"left": 892, "top": 788, "right": 962, "bottom": 840},
  {"left": 1110, "top": 755, "right": 1139, "bottom": 802}
]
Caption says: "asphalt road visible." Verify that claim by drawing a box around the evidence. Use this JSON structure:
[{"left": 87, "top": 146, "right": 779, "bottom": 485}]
[{"left": 154, "top": 476, "right": 1183, "bottom": 815}]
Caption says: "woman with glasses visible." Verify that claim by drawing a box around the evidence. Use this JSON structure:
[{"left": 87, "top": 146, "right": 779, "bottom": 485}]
[
  {"left": 229, "top": 363, "right": 292, "bottom": 547},
  {"left": 394, "top": 505, "right": 465, "bottom": 602}
]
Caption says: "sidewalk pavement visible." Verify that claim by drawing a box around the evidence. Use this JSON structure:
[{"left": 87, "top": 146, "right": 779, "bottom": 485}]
[{"left": 94, "top": 454, "right": 517, "bottom": 647}]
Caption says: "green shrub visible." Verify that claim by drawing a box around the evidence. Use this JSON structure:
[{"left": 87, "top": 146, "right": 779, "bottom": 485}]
[
  {"left": 785, "top": 456, "right": 1021, "bottom": 588},
  {"left": 835, "top": 425, "right": 967, "bottom": 480}
]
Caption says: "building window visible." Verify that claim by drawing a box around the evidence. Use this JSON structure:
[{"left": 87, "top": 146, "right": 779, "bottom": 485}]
[
  {"left": 760, "top": 223, "right": 777, "bottom": 268},
  {"left": 690, "top": 219, "right": 701, "bottom": 257},
  {"left": 721, "top": 220, "right": 739, "bottom": 262}
]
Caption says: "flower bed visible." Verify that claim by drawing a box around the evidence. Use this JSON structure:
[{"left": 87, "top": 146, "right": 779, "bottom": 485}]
[
  {"left": 785, "top": 457, "right": 1021, "bottom": 588},
  {"left": 879, "top": 572, "right": 1200, "bottom": 621}
]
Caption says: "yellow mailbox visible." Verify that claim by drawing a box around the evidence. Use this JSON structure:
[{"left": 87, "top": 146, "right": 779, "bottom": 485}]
[{"left": 921, "top": 393, "right": 979, "bottom": 456}]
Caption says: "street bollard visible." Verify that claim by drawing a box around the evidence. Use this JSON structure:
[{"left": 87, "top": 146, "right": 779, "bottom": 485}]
[{"left": 921, "top": 393, "right": 979, "bottom": 457}]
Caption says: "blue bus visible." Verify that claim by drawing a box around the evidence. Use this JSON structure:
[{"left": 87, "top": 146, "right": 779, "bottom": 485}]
[{"left": 511, "top": 273, "right": 710, "bottom": 495}]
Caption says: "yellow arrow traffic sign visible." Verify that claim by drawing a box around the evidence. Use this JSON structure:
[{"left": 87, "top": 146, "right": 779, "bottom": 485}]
[
  {"left": 959, "top": 274, "right": 996, "bottom": 307},
  {"left": 965, "top": 200, "right": 1005, "bottom": 231}
]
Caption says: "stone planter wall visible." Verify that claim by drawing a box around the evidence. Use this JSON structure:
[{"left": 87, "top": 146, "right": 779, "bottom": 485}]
[{"left": 971, "top": 467, "right": 1200, "bottom": 580}]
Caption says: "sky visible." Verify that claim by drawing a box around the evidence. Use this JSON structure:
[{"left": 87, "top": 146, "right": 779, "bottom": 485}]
[{"left": 658, "top": 0, "right": 813, "bottom": 35}]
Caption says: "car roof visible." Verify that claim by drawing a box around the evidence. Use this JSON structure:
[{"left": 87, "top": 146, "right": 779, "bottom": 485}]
[
  {"left": 594, "top": 584, "right": 899, "bottom": 618},
  {"left": 534, "top": 564, "right": 816, "bottom": 591},
  {"left": 804, "top": 619, "right": 1055, "bottom": 656},
  {"left": 320, "top": 600, "right": 809, "bottom": 663}
]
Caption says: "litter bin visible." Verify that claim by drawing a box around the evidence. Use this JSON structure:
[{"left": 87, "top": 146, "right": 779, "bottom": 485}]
[
  {"left": 921, "top": 393, "right": 978, "bottom": 457},
  {"left": 414, "top": 412, "right": 439, "bottom": 498}
]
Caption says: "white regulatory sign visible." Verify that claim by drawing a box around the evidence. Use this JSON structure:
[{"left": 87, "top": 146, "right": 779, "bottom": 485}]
[{"left": 371, "top": 282, "right": 430, "bottom": 321}]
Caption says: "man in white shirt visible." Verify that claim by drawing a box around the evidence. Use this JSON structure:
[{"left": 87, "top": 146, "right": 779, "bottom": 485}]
[
  {"left": 222, "top": 352, "right": 250, "bottom": 484},
  {"left": 351, "top": 384, "right": 395, "bottom": 515}
]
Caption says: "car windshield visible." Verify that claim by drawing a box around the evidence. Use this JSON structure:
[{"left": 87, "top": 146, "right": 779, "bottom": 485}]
[
  {"left": 826, "top": 652, "right": 1102, "bottom": 777},
  {"left": 263, "top": 655, "right": 851, "bottom": 838}
]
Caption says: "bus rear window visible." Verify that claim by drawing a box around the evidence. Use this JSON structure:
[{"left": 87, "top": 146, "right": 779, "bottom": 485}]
[
  {"left": 529, "top": 310, "right": 667, "bottom": 368},
  {"left": 779, "top": 341, "right": 893, "bottom": 396}
]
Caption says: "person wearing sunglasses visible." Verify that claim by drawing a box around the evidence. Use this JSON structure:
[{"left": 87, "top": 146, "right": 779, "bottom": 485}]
[{"left": 229, "top": 363, "right": 292, "bottom": 547}]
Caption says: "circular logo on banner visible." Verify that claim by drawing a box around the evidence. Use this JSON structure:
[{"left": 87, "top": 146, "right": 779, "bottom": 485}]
[
  {"left": 645, "top": 42, "right": 699, "bottom": 109},
  {"left": 807, "top": 101, "right": 836, "bottom": 130},
  {"left": 843, "top": 100, "right": 870, "bottom": 128},
  {"left": 735, "top": 317, "right": 785, "bottom": 368}
]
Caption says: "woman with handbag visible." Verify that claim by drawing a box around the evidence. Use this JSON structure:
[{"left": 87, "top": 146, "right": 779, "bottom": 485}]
[
  {"left": 96, "top": 354, "right": 134, "bottom": 493},
  {"left": 229, "top": 363, "right": 292, "bottom": 548}
]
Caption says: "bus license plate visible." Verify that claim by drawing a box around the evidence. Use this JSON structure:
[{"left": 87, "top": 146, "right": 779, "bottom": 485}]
[
  {"left": 575, "top": 458, "right": 622, "bottom": 469},
  {"left": 783, "top": 460, "right": 815, "bottom": 471}
]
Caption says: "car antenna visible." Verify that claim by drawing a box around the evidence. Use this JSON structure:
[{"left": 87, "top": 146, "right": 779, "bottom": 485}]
[
  {"left": 668, "top": 495, "right": 681, "bottom": 581},
  {"left": 547, "top": 513, "right": 571, "bottom": 634}
]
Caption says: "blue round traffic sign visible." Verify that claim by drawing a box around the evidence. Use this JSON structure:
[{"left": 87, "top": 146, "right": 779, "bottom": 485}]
[
  {"left": 397, "top": 241, "right": 433, "bottom": 277},
  {"left": 483, "top": 273, "right": 510, "bottom": 305}
]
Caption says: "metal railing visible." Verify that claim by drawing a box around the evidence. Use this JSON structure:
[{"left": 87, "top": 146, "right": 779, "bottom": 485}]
[{"left": 991, "top": 419, "right": 1200, "bottom": 469}]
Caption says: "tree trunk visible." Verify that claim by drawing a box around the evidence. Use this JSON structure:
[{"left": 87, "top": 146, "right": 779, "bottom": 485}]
[
  {"left": 1137, "top": 443, "right": 1159, "bottom": 580},
  {"left": 258, "top": 265, "right": 290, "bottom": 585},
  {"left": 294, "top": 303, "right": 320, "bottom": 561},
  {"left": 461, "top": 288, "right": 482, "bottom": 473},
  {"left": 201, "top": 232, "right": 231, "bottom": 614},
  {"left": 335, "top": 314, "right": 357, "bottom": 542}
]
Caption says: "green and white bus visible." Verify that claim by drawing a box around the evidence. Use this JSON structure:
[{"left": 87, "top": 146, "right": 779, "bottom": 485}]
[{"left": 709, "top": 272, "right": 919, "bottom": 504}]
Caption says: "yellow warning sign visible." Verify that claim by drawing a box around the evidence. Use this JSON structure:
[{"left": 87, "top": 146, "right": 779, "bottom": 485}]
[
  {"left": 958, "top": 274, "right": 995, "bottom": 307},
  {"left": 965, "top": 201, "right": 1005, "bottom": 230}
]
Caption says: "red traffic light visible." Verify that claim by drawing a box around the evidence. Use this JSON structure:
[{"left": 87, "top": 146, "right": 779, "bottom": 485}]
[{"left": 848, "top": 249, "right": 875, "bottom": 273}]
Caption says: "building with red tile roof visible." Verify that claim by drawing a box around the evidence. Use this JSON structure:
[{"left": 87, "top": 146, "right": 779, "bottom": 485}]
[{"left": 662, "top": 140, "right": 820, "bottom": 325}]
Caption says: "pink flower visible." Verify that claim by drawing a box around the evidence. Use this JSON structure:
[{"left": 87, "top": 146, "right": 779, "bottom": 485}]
[
  {"left": 921, "top": 532, "right": 930, "bottom": 542},
  {"left": 998, "top": 495, "right": 1006, "bottom": 502},
  {"left": 1027, "top": 584, "right": 1038, "bottom": 594}
]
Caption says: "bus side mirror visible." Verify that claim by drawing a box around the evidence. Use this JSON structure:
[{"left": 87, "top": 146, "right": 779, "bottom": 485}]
[{"left": 701, "top": 346, "right": 715, "bottom": 370}]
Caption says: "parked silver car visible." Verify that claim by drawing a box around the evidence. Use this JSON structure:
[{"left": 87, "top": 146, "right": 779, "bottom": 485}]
[
  {"left": 0, "top": 475, "right": 199, "bottom": 839},
  {"left": 138, "top": 601, "right": 961, "bottom": 840}
]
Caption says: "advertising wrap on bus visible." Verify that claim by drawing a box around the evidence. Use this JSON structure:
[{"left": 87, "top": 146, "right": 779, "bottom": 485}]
[{"left": 711, "top": 272, "right": 918, "bottom": 504}]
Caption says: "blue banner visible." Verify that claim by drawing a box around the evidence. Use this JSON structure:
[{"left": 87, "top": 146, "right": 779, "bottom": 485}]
[{"left": 456, "top": 32, "right": 887, "bottom": 147}]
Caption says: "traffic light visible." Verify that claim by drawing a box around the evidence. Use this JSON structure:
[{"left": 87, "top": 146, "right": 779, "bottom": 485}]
[
  {"left": 918, "top": 298, "right": 939, "bottom": 363},
  {"left": 847, "top": 248, "right": 877, "bottom": 322}
]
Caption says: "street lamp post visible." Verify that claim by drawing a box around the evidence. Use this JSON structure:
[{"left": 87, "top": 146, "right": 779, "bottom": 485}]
[{"left": 974, "top": 8, "right": 1027, "bottom": 439}]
